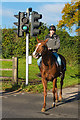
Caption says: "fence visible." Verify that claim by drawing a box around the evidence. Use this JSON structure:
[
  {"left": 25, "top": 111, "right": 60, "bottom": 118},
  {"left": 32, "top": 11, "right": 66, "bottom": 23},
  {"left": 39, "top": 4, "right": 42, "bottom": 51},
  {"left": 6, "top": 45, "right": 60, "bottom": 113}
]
[{"left": 0, "top": 57, "right": 18, "bottom": 83}]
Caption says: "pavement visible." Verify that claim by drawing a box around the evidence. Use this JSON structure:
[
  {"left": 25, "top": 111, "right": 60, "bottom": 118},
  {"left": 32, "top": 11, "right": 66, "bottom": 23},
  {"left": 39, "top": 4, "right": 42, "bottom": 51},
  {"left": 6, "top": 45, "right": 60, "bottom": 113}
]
[{"left": 0, "top": 84, "right": 80, "bottom": 119}]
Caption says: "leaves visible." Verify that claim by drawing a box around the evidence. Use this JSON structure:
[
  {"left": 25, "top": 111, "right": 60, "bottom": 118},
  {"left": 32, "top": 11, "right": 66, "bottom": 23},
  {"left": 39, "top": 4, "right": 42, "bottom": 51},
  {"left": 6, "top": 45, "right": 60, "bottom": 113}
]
[
  {"left": 2, "top": 28, "right": 26, "bottom": 58},
  {"left": 1, "top": 23, "right": 49, "bottom": 58},
  {"left": 57, "top": 1, "right": 80, "bottom": 33},
  {"left": 1, "top": 23, "right": 80, "bottom": 65}
]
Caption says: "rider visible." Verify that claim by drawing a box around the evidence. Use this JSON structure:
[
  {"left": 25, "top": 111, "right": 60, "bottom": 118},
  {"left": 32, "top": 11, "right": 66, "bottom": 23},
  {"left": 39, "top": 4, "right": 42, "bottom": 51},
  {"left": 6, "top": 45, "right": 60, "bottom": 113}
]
[{"left": 37, "top": 24, "right": 63, "bottom": 77}]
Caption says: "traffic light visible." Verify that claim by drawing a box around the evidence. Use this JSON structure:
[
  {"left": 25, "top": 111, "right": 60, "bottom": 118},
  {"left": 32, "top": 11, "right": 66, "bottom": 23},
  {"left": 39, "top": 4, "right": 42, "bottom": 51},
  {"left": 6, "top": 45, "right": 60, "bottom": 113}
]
[
  {"left": 14, "top": 12, "right": 20, "bottom": 36},
  {"left": 21, "top": 13, "right": 29, "bottom": 33},
  {"left": 31, "top": 11, "right": 42, "bottom": 36},
  {"left": 14, "top": 12, "right": 29, "bottom": 37}
]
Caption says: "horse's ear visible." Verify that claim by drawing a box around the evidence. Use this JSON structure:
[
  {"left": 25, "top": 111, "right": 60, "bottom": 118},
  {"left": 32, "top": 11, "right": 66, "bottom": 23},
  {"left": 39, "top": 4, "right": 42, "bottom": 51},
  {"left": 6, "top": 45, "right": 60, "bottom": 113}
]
[
  {"left": 37, "top": 38, "right": 40, "bottom": 43},
  {"left": 44, "top": 39, "right": 49, "bottom": 43}
]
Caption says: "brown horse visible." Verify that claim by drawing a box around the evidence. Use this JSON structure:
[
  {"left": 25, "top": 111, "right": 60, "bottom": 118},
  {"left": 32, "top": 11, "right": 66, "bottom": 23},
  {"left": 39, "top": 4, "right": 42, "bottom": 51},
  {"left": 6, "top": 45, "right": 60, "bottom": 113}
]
[{"left": 33, "top": 38, "right": 66, "bottom": 112}]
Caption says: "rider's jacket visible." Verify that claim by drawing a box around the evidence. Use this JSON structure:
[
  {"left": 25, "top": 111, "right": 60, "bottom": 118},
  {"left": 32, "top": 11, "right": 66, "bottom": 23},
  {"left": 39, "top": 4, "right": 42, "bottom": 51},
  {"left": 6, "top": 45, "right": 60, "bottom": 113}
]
[{"left": 45, "top": 33, "right": 60, "bottom": 52}]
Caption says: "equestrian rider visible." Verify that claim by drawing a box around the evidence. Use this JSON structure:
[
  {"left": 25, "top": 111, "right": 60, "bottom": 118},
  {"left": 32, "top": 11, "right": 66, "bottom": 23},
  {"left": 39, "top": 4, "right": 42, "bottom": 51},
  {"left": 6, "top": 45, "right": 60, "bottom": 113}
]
[{"left": 37, "top": 24, "right": 63, "bottom": 77}]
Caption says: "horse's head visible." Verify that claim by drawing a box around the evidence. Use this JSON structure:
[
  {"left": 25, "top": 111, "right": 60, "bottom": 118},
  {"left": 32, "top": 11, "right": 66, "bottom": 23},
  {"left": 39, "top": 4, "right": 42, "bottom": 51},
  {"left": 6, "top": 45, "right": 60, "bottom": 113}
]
[{"left": 32, "top": 38, "right": 48, "bottom": 59}]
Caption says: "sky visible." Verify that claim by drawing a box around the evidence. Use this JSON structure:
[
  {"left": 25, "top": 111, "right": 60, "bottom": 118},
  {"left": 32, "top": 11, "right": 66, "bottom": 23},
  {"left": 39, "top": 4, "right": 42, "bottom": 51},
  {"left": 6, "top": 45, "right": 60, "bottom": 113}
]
[{"left": 0, "top": 0, "right": 77, "bottom": 36}]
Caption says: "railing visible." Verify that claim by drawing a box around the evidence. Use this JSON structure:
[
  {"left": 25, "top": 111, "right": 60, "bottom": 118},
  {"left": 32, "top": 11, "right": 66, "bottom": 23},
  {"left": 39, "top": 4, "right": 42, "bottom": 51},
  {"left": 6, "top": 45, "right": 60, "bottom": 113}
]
[{"left": 0, "top": 57, "right": 18, "bottom": 83}]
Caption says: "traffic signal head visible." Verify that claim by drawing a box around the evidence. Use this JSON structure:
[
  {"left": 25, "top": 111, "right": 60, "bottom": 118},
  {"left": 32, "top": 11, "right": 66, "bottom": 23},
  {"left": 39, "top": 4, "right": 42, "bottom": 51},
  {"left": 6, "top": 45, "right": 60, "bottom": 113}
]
[
  {"left": 19, "top": 12, "right": 29, "bottom": 36},
  {"left": 14, "top": 13, "right": 20, "bottom": 36},
  {"left": 19, "top": 12, "right": 24, "bottom": 37},
  {"left": 22, "top": 14, "right": 29, "bottom": 32},
  {"left": 31, "top": 11, "right": 42, "bottom": 36},
  {"left": 14, "top": 12, "right": 29, "bottom": 37}
]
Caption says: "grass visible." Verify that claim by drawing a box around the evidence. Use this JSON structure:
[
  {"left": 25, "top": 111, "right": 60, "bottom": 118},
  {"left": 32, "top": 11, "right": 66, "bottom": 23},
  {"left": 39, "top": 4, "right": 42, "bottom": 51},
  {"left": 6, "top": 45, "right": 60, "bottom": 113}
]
[
  {"left": 23, "top": 63, "right": 79, "bottom": 93},
  {"left": 0, "top": 57, "right": 79, "bottom": 93}
]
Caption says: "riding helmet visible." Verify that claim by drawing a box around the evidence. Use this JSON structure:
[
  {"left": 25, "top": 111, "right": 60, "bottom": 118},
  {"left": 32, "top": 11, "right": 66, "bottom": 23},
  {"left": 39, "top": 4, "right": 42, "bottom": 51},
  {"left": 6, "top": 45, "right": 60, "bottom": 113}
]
[{"left": 49, "top": 25, "right": 56, "bottom": 31}]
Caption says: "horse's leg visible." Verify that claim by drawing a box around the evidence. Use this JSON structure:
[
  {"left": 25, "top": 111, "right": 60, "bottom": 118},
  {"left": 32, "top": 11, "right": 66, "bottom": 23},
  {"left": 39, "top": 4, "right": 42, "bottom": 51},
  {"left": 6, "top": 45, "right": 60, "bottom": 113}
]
[
  {"left": 52, "top": 78, "right": 57, "bottom": 107},
  {"left": 55, "top": 79, "right": 58, "bottom": 103},
  {"left": 59, "top": 75, "right": 64, "bottom": 101},
  {"left": 41, "top": 78, "right": 47, "bottom": 112}
]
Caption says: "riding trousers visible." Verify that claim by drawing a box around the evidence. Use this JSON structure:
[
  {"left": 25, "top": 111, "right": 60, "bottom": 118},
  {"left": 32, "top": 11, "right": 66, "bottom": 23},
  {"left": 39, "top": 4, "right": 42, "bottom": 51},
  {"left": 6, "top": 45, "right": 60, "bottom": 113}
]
[{"left": 37, "top": 52, "right": 61, "bottom": 67}]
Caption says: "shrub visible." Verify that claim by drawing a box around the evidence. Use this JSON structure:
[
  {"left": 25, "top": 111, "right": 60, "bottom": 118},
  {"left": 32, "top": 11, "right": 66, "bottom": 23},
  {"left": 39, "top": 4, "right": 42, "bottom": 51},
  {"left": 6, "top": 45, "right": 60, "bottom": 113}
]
[{"left": 1, "top": 25, "right": 79, "bottom": 65}]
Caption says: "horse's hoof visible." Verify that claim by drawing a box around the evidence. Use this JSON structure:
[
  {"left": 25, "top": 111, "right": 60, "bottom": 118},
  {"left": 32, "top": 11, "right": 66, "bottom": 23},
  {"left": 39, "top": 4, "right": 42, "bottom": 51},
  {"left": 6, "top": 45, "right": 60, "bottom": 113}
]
[
  {"left": 41, "top": 108, "right": 45, "bottom": 112},
  {"left": 56, "top": 100, "right": 58, "bottom": 103},
  {"left": 59, "top": 97, "right": 62, "bottom": 101},
  {"left": 52, "top": 104, "right": 54, "bottom": 107},
  {"left": 52, "top": 102, "right": 56, "bottom": 108}
]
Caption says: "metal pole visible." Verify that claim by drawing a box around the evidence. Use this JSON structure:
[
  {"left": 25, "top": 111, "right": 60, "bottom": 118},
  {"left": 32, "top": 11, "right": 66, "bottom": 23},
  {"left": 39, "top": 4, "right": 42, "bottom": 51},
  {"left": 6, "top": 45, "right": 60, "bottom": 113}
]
[
  {"left": 26, "top": 8, "right": 29, "bottom": 85},
  {"left": 26, "top": 33, "right": 29, "bottom": 85},
  {"left": 26, "top": 8, "right": 32, "bottom": 85}
]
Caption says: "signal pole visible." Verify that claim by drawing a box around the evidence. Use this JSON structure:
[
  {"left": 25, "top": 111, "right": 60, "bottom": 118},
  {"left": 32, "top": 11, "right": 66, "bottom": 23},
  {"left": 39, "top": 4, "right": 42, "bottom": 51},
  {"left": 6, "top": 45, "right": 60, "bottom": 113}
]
[
  {"left": 14, "top": 8, "right": 42, "bottom": 85},
  {"left": 26, "top": 8, "right": 32, "bottom": 85},
  {"left": 26, "top": 32, "right": 29, "bottom": 85},
  {"left": 26, "top": 8, "right": 29, "bottom": 85}
]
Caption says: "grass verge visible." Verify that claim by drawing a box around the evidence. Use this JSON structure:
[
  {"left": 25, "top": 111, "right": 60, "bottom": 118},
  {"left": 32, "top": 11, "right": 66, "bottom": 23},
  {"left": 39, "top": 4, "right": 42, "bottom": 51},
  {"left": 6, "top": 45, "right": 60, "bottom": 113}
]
[{"left": 0, "top": 57, "right": 79, "bottom": 93}]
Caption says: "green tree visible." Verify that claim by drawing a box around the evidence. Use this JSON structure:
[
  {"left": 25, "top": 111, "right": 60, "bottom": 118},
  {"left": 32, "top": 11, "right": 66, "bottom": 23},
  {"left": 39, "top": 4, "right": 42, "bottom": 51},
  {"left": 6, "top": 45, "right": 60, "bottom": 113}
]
[
  {"left": 57, "top": 1, "right": 80, "bottom": 33},
  {"left": 2, "top": 28, "right": 26, "bottom": 58}
]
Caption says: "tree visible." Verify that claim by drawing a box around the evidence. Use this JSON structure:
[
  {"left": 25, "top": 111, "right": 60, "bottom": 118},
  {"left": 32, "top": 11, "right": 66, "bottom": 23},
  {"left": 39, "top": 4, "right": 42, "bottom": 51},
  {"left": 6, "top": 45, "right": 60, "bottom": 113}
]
[
  {"left": 2, "top": 23, "right": 49, "bottom": 58},
  {"left": 57, "top": 1, "right": 80, "bottom": 34}
]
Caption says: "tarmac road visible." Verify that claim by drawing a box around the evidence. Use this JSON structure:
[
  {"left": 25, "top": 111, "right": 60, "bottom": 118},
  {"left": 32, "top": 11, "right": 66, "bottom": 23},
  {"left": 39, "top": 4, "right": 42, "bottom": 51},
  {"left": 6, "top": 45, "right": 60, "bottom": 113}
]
[{"left": 1, "top": 84, "right": 80, "bottom": 119}]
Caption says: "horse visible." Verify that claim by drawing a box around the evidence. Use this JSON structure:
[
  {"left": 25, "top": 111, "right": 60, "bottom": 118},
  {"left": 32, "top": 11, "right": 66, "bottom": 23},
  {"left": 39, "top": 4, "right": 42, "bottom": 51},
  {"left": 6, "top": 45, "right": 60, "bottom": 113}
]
[{"left": 32, "top": 38, "right": 66, "bottom": 112}]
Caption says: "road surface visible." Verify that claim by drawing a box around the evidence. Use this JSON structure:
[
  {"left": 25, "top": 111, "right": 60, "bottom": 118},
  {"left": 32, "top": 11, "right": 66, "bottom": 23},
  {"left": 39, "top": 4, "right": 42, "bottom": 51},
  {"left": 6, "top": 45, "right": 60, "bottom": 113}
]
[{"left": 1, "top": 84, "right": 80, "bottom": 119}]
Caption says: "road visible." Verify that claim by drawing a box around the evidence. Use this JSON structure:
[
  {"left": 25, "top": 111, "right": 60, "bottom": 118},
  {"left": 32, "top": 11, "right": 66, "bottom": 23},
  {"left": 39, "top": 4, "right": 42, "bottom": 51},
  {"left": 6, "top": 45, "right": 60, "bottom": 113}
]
[{"left": 1, "top": 85, "right": 80, "bottom": 119}]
